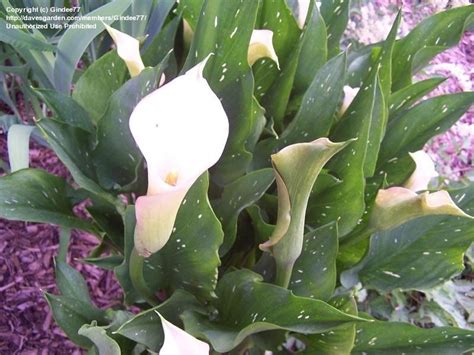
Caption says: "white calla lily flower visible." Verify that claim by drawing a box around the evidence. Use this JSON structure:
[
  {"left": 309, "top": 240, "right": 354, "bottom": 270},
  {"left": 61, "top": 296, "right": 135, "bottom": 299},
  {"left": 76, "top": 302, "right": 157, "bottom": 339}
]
[
  {"left": 339, "top": 85, "right": 360, "bottom": 116},
  {"left": 158, "top": 313, "right": 209, "bottom": 355},
  {"left": 130, "top": 56, "right": 229, "bottom": 257},
  {"left": 248, "top": 30, "right": 280, "bottom": 69},
  {"left": 103, "top": 23, "right": 145, "bottom": 77},
  {"left": 296, "top": 0, "right": 322, "bottom": 29},
  {"left": 404, "top": 150, "right": 439, "bottom": 192}
]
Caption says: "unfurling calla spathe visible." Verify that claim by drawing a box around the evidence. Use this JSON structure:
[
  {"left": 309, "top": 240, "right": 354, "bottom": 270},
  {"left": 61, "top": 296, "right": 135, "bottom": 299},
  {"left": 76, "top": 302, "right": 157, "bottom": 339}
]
[
  {"left": 339, "top": 85, "right": 360, "bottom": 116},
  {"left": 103, "top": 23, "right": 145, "bottom": 77},
  {"left": 369, "top": 187, "right": 472, "bottom": 232},
  {"left": 259, "top": 138, "right": 350, "bottom": 287},
  {"left": 247, "top": 30, "right": 280, "bottom": 68},
  {"left": 157, "top": 313, "right": 209, "bottom": 355},
  {"left": 404, "top": 150, "right": 439, "bottom": 192},
  {"left": 130, "top": 57, "right": 229, "bottom": 257}
]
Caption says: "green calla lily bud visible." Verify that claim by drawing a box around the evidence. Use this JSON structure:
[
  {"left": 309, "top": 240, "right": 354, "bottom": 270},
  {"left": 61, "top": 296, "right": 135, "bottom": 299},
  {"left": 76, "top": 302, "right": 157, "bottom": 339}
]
[
  {"left": 260, "top": 138, "right": 350, "bottom": 287},
  {"left": 370, "top": 187, "right": 472, "bottom": 232},
  {"left": 130, "top": 56, "right": 229, "bottom": 257}
]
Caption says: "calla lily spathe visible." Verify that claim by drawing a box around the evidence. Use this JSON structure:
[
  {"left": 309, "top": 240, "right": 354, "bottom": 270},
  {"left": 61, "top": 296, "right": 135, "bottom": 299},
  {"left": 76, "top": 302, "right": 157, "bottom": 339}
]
[
  {"left": 296, "top": 0, "right": 322, "bottom": 29},
  {"left": 339, "top": 85, "right": 360, "bottom": 116},
  {"left": 158, "top": 313, "right": 209, "bottom": 354},
  {"left": 404, "top": 150, "right": 439, "bottom": 192},
  {"left": 247, "top": 30, "right": 280, "bottom": 68},
  {"left": 130, "top": 57, "right": 229, "bottom": 256},
  {"left": 103, "top": 23, "right": 145, "bottom": 77}
]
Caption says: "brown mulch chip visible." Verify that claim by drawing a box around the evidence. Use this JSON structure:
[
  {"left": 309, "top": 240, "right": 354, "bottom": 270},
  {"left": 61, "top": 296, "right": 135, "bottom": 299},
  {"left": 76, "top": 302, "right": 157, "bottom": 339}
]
[{"left": 0, "top": 134, "right": 124, "bottom": 354}]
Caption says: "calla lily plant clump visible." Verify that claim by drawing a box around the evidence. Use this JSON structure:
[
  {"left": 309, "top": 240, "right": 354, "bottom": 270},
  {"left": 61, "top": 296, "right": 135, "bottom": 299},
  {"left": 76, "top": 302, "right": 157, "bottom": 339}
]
[{"left": 1, "top": 0, "right": 474, "bottom": 354}]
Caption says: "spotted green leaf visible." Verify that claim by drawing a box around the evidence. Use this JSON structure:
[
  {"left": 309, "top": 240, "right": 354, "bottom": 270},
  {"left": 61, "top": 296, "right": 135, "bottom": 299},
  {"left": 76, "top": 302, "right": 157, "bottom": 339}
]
[
  {"left": 78, "top": 323, "right": 121, "bottom": 355},
  {"left": 298, "top": 295, "right": 357, "bottom": 354},
  {"left": 72, "top": 50, "right": 127, "bottom": 124},
  {"left": 0, "top": 169, "right": 95, "bottom": 233},
  {"left": 145, "top": 172, "right": 223, "bottom": 300},
  {"left": 353, "top": 318, "right": 474, "bottom": 354},
  {"left": 320, "top": 0, "right": 350, "bottom": 57},
  {"left": 182, "top": 0, "right": 260, "bottom": 184},
  {"left": 342, "top": 185, "right": 474, "bottom": 292},
  {"left": 216, "top": 168, "right": 275, "bottom": 256},
  {"left": 290, "top": 222, "right": 338, "bottom": 301},
  {"left": 93, "top": 64, "right": 167, "bottom": 190},
  {"left": 392, "top": 5, "right": 474, "bottom": 90},
  {"left": 182, "top": 269, "right": 364, "bottom": 353},
  {"left": 44, "top": 293, "right": 106, "bottom": 348},
  {"left": 116, "top": 290, "right": 203, "bottom": 352},
  {"left": 389, "top": 77, "right": 446, "bottom": 116}
]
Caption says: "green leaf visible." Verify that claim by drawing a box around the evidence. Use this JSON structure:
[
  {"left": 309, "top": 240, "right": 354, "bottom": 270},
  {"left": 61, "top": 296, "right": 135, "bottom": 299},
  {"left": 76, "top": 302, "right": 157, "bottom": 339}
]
[
  {"left": 294, "top": 2, "right": 327, "bottom": 95},
  {"left": 0, "top": 114, "right": 20, "bottom": 132},
  {"left": 0, "top": 169, "right": 95, "bottom": 233},
  {"left": 83, "top": 255, "right": 123, "bottom": 270},
  {"left": 145, "top": 173, "right": 223, "bottom": 300},
  {"left": 182, "top": 0, "right": 260, "bottom": 184},
  {"left": 78, "top": 323, "right": 121, "bottom": 355},
  {"left": 7, "top": 124, "right": 34, "bottom": 172},
  {"left": 53, "top": 0, "right": 132, "bottom": 93},
  {"left": 72, "top": 50, "right": 127, "bottom": 124},
  {"left": 298, "top": 295, "right": 357, "bottom": 354},
  {"left": 320, "top": 0, "right": 350, "bottom": 57},
  {"left": 392, "top": 6, "right": 474, "bottom": 90},
  {"left": 290, "top": 222, "right": 338, "bottom": 301},
  {"left": 258, "top": 0, "right": 300, "bottom": 65},
  {"left": 378, "top": 93, "right": 474, "bottom": 165},
  {"left": 142, "top": 16, "right": 180, "bottom": 68},
  {"left": 253, "top": 50, "right": 347, "bottom": 171},
  {"left": 342, "top": 185, "right": 474, "bottom": 292},
  {"left": 216, "top": 168, "right": 275, "bottom": 256},
  {"left": 93, "top": 64, "right": 166, "bottom": 190},
  {"left": 115, "top": 206, "right": 141, "bottom": 304},
  {"left": 143, "top": 0, "right": 176, "bottom": 48},
  {"left": 246, "top": 204, "right": 275, "bottom": 243},
  {"left": 182, "top": 269, "right": 365, "bottom": 353},
  {"left": 34, "top": 88, "right": 95, "bottom": 133},
  {"left": 0, "top": 18, "right": 55, "bottom": 51},
  {"left": 87, "top": 203, "right": 125, "bottom": 249},
  {"left": 389, "top": 77, "right": 446, "bottom": 116},
  {"left": 307, "top": 74, "right": 381, "bottom": 236},
  {"left": 353, "top": 318, "right": 474, "bottom": 354},
  {"left": 37, "top": 118, "right": 106, "bottom": 197},
  {"left": 283, "top": 52, "right": 346, "bottom": 144},
  {"left": 55, "top": 260, "right": 92, "bottom": 303},
  {"left": 116, "top": 290, "right": 203, "bottom": 352},
  {"left": 44, "top": 293, "right": 106, "bottom": 348}
]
